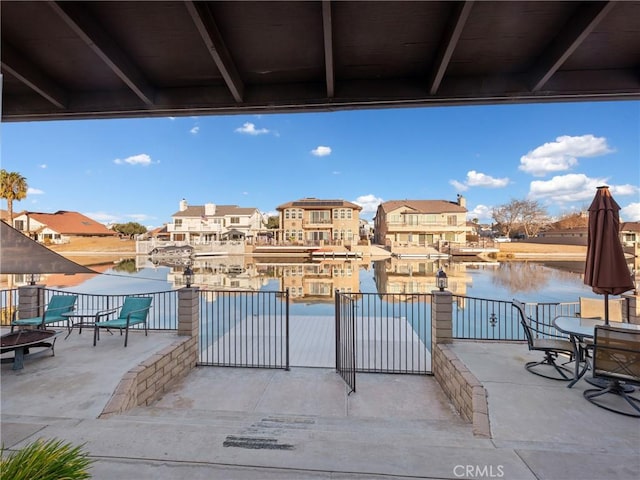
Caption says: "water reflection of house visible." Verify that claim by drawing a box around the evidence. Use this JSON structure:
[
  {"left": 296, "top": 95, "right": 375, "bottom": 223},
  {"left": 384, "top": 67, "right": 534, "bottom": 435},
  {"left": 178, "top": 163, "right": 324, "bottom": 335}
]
[
  {"left": 374, "top": 258, "right": 471, "bottom": 297},
  {"left": 165, "top": 256, "right": 268, "bottom": 291},
  {"left": 266, "top": 259, "right": 364, "bottom": 302}
]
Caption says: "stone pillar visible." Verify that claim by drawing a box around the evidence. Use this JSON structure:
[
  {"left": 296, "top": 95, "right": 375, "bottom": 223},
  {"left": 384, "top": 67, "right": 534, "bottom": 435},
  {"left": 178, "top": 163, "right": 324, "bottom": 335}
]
[
  {"left": 431, "top": 289, "right": 453, "bottom": 346},
  {"left": 17, "top": 285, "right": 44, "bottom": 320},
  {"left": 177, "top": 287, "right": 199, "bottom": 337}
]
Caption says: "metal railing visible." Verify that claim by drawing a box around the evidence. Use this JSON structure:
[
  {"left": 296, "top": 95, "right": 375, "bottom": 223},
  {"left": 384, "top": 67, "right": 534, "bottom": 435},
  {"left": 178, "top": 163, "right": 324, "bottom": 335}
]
[
  {"left": 335, "top": 291, "right": 356, "bottom": 393},
  {"left": 199, "top": 289, "right": 289, "bottom": 369},
  {"left": 452, "top": 295, "right": 580, "bottom": 340},
  {"left": 42, "top": 288, "right": 179, "bottom": 330},
  {"left": 0, "top": 288, "right": 18, "bottom": 326},
  {"left": 339, "top": 292, "right": 432, "bottom": 375}
]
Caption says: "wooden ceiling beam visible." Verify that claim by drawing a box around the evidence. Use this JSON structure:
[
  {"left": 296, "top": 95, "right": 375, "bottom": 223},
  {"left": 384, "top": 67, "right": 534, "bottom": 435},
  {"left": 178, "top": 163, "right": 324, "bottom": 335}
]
[
  {"left": 1, "top": 42, "right": 67, "bottom": 109},
  {"left": 428, "top": 1, "right": 474, "bottom": 96},
  {"left": 529, "top": 1, "right": 617, "bottom": 92},
  {"left": 184, "top": 0, "right": 244, "bottom": 103},
  {"left": 48, "top": 1, "right": 155, "bottom": 106},
  {"left": 322, "top": 1, "right": 335, "bottom": 98}
]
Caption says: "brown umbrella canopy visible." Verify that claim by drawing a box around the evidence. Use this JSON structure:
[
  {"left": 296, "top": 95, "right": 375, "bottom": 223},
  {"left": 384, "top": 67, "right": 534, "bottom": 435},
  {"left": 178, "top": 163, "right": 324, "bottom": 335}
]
[
  {"left": 0, "top": 221, "right": 95, "bottom": 274},
  {"left": 583, "top": 187, "right": 634, "bottom": 321}
]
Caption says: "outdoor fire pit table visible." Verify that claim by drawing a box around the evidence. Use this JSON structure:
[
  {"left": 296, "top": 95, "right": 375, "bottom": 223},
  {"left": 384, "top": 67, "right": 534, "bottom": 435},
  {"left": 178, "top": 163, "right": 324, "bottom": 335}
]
[{"left": 0, "top": 329, "right": 60, "bottom": 370}]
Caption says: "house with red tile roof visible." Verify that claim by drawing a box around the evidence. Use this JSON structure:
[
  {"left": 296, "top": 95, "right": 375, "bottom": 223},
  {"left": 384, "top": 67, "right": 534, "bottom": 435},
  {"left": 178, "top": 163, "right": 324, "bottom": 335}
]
[{"left": 11, "top": 211, "right": 116, "bottom": 244}]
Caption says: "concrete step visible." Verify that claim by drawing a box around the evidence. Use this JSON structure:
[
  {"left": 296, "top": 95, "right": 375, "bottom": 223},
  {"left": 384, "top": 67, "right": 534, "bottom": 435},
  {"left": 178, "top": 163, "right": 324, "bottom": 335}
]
[{"left": 113, "top": 406, "right": 482, "bottom": 450}]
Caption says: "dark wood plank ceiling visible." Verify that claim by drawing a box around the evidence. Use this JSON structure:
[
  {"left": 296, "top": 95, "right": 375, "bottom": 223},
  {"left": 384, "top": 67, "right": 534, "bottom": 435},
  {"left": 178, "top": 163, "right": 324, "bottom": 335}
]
[{"left": 2, "top": 1, "right": 639, "bottom": 122}]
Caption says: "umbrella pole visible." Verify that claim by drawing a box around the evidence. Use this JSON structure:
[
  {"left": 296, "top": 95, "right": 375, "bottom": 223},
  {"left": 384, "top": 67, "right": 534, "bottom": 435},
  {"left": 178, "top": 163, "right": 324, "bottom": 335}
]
[{"left": 604, "top": 293, "right": 609, "bottom": 326}]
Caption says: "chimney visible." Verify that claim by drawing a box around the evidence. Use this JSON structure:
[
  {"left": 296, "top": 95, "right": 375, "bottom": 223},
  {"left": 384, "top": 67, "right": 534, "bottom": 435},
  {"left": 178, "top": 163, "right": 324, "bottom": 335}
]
[
  {"left": 205, "top": 203, "right": 216, "bottom": 215},
  {"left": 179, "top": 199, "right": 188, "bottom": 211},
  {"left": 457, "top": 194, "right": 466, "bottom": 208}
]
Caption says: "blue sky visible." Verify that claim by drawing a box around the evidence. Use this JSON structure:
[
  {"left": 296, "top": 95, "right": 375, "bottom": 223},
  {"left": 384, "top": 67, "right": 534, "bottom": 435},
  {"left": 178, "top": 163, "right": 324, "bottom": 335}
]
[{"left": 2, "top": 101, "right": 639, "bottom": 229}]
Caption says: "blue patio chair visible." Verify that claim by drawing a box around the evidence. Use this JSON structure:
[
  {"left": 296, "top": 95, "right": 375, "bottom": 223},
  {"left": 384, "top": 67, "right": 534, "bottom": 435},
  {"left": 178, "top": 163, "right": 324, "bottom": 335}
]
[
  {"left": 11, "top": 295, "right": 77, "bottom": 332},
  {"left": 93, "top": 297, "right": 152, "bottom": 347}
]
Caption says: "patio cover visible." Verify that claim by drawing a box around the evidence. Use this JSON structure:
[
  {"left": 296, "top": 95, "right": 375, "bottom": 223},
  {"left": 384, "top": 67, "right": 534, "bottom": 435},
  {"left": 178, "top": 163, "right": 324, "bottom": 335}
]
[{"left": 0, "top": 221, "right": 95, "bottom": 274}]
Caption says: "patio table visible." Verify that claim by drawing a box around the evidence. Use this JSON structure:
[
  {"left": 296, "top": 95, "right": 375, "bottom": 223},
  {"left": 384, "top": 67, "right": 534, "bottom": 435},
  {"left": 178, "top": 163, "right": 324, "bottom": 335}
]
[
  {"left": 62, "top": 308, "right": 118, "bottom": 338},
  {"left": 553, "top": 316, "right": 640, "bottom": 388}
]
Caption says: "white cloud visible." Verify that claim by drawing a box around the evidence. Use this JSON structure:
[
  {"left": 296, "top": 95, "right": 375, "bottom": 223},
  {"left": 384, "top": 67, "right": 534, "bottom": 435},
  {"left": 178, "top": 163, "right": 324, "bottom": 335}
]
[
  {"left": 114, "top": 153, "right": 152, "bottom": 166},
  {"left": 529, "top": 173, "right": 606, "bottom": 204},
  {"left": 529, "top": 174, "right": 639, "bottom": 207},
  {"left": 467, "top": 204, "right": 493, "bottom": 222},
  {"left": 84, "top": 211, "right": 120, "bottom": 224},
  {"left": 39, "top": 164, "right": 47, "bottom": 169},
  {"left": 168, "top": 117, "right": 176, "bottom": 120},
  {"left": 235, "top": 122, "right": 269, "bottom": 135},
  {"left": 242, "top": 191, "right": 249, "bottom": 195},
  {"left": 126, "top": 213, "right": 153, "bottom": 222},
  {"left": 353, "top": 194, "right": 383, "bottom": 217},
  {"left": 27, "top": 187, "right": 44, "bottom": 195},
  {"left": 332, "top": 171, "right": 341, "bottom": 175},
  {"left": 519, "top": 134, "right": 612, "bottom": 177},
  {"left": 449, "top": 180, "right": 468, "bottom": 192},
  {"left": 467, "top": 170, "right": 509, "bottom": 188},
  {"left": 611, "top": 184, "right": 640, "bottom": 196},
  {"left": 311, "top": 146, "right": 332, "bottom": 157},
  {"left": 190, "top": 126, "right": 200, "bottom": 135},
  {"left": 621, "top": 203, "right": 640, "bottom": 222},
  {"left": 450, "top": 170, "right": 509, "bottom": 191}
]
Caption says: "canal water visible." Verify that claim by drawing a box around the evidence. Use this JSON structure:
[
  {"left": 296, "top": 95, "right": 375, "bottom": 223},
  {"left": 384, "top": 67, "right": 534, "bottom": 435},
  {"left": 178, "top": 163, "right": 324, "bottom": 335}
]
[{"left": 52, "top": 257, "right": 603, "bottom": 315}]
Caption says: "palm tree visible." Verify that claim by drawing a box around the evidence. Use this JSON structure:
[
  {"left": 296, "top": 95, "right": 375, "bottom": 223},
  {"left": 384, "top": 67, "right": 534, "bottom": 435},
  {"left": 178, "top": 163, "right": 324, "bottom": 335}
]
[{"left": 0, "top": 169, "right": 28, "bottom": 224}]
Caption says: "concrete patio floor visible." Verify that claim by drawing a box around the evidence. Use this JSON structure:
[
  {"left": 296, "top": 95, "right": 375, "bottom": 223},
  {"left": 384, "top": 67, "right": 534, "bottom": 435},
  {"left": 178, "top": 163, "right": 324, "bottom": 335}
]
[{"left": 1, "top": 328, "right": 638, "bottom": 479}]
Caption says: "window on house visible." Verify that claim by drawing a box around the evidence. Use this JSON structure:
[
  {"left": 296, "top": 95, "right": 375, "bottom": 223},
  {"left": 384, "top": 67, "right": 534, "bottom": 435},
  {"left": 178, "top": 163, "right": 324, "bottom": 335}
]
[
  {"left": 447, "top": 215, "right": 457, "bottom": 226},
  {"left": 297, "top": 210, "right": 303, "bottom": 219},
  {"left": 310, "top": 211, "right": 330, "bottom": 223},
  {"left": 340, "top": 209, "right": 345, "bottom": 219},
  {"left": 333, "top": 209, "right": 339, "bottom": 219},
  {"left": 230, "top": 217, "right": 240, "bottom": 224},
  {"left": 14, "top": 220, "right": 24, "bottom": 230},
  {"left": 347, "top": 210, "right": 352, "bottom": 219},
  {"left": 174, "top": 219, "right": 182, "bottom": 227},
  {"left": 285, "top": 210, "right": 290, "bottom": 219}
]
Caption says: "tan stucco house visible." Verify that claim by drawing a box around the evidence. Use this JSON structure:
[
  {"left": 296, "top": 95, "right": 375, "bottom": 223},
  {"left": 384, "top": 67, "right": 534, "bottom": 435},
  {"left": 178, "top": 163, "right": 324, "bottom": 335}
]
[
  {"left": 276, "top": 198, "right": 362, "bottom": 246},
  {"left": 373, "top": 196, "right": 470, "bottom": 251}
]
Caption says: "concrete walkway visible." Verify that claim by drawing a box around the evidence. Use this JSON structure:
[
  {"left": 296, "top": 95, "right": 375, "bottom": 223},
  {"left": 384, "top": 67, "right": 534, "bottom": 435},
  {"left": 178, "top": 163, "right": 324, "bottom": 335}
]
[{"left": 2, "top": 329, "right": 639, "bottom": 479}]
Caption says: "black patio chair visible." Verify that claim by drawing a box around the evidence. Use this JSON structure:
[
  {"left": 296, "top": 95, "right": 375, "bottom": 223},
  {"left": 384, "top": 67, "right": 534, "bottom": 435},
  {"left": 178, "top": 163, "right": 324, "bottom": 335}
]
[
  {"left": 583, "top": 326, "right": 640, "bottom": 417},
  {"left": 513, "top": 300, "right": 575, "bottom": 380}
]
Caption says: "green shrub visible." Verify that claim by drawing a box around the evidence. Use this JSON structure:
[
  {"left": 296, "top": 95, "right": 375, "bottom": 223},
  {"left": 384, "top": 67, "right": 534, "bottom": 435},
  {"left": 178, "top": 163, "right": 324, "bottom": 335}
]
[{"left": 1, "top": 438, "right": 94, "bottom": 480}]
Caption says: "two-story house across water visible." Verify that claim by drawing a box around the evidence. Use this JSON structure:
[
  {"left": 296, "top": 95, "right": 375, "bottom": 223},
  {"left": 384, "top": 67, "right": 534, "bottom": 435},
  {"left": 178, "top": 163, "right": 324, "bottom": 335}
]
[
  {"left": 168, "top": 199, "right": 265, "bottom": 245},
  {"left": 374, "top": 196, "right": 471, "bottom": 256},
  {"left": 276, "top": 198, "right": 362, "bottom": 247}
]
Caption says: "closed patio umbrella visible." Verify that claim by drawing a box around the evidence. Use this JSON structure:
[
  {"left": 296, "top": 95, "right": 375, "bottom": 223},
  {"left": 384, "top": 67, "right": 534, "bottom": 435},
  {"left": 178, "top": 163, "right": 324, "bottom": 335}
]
[{"left": 583, "top": 186, "right": 634, "bottom": 324}]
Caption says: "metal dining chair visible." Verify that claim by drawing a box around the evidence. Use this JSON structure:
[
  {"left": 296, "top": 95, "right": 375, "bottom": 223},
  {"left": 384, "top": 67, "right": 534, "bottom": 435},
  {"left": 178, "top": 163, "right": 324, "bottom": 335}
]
[
  {"left": 583, "top": 326, "right": 640, "bottom": 417},
  {"left": 513, "top": 300, "right": 575, "bottom": 380}
]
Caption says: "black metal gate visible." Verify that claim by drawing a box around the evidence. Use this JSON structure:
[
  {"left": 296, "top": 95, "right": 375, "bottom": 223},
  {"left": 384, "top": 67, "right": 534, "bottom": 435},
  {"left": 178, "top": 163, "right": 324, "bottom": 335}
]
[
  {"left": 335, "top": 291, "right": 356, "bottom": 393},
  {"left": 199, "top": 289, "right": 290, "bottom": 369}
]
